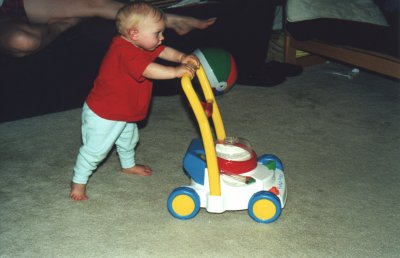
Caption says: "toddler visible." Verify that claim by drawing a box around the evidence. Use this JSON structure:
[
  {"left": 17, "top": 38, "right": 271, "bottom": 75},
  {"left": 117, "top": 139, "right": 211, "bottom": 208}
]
[{"left": 70, "top": 2, "right": 199, "bottom": 201}]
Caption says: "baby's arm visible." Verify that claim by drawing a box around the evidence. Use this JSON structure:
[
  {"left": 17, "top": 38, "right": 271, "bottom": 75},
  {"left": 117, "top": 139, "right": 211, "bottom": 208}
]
[
  {"left": 159, "top": 47, "right": 199, "bottom": 67},
  {"left": 142, "top": 47, "right": 199, "bottom": 80},
  {"left": 142, "top": 62, "right": 193, "bottom": 79}
]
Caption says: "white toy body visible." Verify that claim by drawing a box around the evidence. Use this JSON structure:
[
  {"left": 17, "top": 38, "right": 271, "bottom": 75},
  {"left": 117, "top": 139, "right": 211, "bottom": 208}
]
[{"left": 191, "top": 163, "right": 287, "bottom": 213}]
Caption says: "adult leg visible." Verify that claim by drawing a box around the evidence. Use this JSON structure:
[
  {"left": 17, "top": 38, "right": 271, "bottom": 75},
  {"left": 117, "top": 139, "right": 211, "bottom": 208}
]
[
  {"left": 24, "top": 0, "right": 216, "bottom": 34},
  {"left": 0, "top": 0, "right": 96, "bottom": 57},
  {"left": 0, "top": 18, "right": 80, "bottom": 57},
  {"left": 23, "top": 0, "right": 123, "bottom": 23},
  {"left": 1, "top": 0, "right": 215, "bottom": 57}
]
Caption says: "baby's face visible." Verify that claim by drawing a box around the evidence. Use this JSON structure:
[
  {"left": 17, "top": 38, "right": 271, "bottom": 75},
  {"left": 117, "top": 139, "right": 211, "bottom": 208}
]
[{"left": 135, "top": 16, "right": 165, "bottom": 51}]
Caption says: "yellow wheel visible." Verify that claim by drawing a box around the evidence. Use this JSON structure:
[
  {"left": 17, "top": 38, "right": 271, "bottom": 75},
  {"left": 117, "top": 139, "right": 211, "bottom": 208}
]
[
  {"left": 248, "top": 191, "right": 281, "bottom": 223},
  {"left": 167, "top": 187, "right": 200, "bottom": 220}
]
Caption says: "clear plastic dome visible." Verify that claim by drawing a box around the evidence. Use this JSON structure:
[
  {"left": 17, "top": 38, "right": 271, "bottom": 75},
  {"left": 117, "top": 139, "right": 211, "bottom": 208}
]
[{"left": 216, "top": 136, "right": 253, "bottom": 161}]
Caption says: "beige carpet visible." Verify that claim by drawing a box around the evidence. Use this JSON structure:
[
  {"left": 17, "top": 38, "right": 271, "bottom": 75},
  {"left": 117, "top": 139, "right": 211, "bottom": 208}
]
[{"left": 1, "top": 63, "right": 399, "bottom": 257}]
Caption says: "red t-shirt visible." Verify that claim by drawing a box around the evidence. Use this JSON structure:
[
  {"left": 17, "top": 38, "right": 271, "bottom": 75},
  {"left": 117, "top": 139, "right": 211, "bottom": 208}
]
[{"left": 86, "top": 36, "right": 166, "bottom": 122}]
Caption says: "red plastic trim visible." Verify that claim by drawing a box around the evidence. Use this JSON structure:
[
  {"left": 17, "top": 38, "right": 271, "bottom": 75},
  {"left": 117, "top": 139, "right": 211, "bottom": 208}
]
[{"left": 217, "top": 151, "right": 257, "bottom": 175}]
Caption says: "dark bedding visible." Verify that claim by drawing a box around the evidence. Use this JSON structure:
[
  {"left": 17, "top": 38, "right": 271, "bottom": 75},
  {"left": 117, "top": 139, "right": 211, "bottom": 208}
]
[
  {"left": 286, "top": 18, "right": 399, "bottom": 59},
  {"left": 285, "top": 0, "right": 399, "bottom": 59}
]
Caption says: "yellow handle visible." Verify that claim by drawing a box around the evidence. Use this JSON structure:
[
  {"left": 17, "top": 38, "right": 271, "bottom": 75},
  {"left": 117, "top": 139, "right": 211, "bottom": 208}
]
[{"left": 181, "top": 65, "right": 226, "bottom": 197}]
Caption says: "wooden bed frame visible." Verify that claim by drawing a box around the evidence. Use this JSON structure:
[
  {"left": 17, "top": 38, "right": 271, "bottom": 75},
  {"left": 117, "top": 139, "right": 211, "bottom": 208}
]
[{"left": 284, "top": 32, "right": 400, "bottom": 80}]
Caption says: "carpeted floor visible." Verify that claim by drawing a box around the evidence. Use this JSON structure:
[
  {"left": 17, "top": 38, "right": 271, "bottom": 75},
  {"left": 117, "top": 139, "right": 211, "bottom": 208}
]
[{"left": 0, "top": 62, "right": 399, "bottom": 257}]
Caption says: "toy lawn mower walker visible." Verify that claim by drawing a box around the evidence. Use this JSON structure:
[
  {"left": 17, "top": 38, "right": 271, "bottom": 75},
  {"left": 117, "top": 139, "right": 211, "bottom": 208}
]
[{"left": 167, "top": 65, "right": 287, "bottom": 224}]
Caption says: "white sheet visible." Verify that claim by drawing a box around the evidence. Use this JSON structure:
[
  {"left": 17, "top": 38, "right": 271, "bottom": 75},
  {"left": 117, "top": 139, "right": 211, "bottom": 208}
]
[{"left": 286, "top": 0, "right": 388, "bottom": 26}]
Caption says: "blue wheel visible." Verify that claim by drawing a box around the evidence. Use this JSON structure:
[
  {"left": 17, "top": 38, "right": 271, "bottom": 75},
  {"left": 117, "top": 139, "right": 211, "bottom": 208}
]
[
  {"left": 167, "top": 187, "right": 200, "bottom": 220},
  {"left": 248, "top": 191, "right": 281, "bottom": 223},
  {"left": 258, "top": 154, "right": 283, "bottom": 171}
]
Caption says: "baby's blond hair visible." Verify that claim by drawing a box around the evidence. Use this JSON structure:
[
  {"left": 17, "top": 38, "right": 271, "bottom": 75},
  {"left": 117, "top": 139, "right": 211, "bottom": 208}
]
[{"left": 116, "top": 2, "right": 165, "bottom": 36}]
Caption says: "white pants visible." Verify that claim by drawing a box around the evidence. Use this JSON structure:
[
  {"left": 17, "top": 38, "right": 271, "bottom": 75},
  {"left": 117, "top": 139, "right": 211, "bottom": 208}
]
[{"left": 72, "top": 103, "right": 139, "bottom": 184}]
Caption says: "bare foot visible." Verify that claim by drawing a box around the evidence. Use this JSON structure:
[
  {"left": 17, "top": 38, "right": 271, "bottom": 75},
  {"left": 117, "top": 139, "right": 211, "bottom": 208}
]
[
  {"left": 70, "top": 182, "right": 88, "bottom": 201},
  {"left": 166, "top": 15, "right": 216, "bottom": 35},
  {"left": 122, "top": 164, "right": 152, "bottom": 176}
]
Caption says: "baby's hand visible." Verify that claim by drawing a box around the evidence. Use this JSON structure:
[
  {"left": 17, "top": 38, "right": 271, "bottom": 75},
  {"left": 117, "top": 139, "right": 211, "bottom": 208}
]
[
  {"left": 175, "top": 64, "right": 196, "bottom": 78},
  {"left": 181, "top": 54, "right": 200, "bottom": 68}
]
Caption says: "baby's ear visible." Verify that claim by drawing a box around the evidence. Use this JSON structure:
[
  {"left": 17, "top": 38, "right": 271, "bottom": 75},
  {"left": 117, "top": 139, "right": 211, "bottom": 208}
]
[{"left": 127, "top": 28, "right": 139, "bottom": 40}]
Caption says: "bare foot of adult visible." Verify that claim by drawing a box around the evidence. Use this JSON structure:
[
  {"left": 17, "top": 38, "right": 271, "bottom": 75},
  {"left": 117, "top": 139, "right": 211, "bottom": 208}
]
[
  {"left": 70, "top": 182, "right": 88, "bottom": 201},
  {"left": 122, "top": 164, "right": 152, "bottom": 176},
  {"left": 166, "top": 14, "right": 216, "bottom": 35}
]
